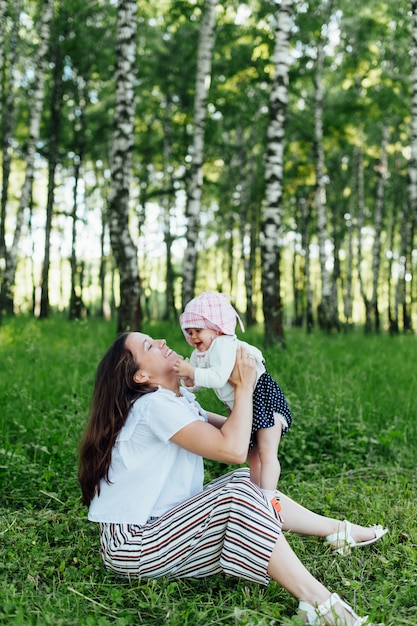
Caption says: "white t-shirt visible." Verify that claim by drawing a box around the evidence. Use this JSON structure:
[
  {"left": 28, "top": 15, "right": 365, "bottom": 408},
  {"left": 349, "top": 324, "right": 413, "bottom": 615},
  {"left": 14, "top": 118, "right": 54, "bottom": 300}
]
[
  {"left": 88, "top": 387, "right": 207, "bottom": 525},
  {"left": 189, "top": 335, "right": 265, "bottom": 409}
]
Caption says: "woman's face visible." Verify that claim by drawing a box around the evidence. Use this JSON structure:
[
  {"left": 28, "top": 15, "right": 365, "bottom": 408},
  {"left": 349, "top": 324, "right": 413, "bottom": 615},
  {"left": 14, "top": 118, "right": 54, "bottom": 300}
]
[{"left": 125, "top": 332, "right": 179, "bottom": 387}]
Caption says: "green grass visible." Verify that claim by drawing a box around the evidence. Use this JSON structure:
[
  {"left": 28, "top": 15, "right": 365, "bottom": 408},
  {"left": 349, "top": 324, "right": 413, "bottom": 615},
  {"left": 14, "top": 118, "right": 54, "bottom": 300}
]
[{"left": 0, "top": 317, "right": 416, "bottom": 625}]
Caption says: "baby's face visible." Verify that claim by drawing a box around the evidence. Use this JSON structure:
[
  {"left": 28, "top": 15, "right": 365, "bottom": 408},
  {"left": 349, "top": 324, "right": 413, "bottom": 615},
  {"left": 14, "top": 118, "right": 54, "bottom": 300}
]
[{"left": 185, "top": 328, "right": 219, "bottom": 352}]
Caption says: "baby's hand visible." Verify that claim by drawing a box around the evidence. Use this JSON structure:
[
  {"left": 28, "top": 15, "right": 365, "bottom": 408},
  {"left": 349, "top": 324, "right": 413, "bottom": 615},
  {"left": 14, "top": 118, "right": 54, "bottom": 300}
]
[
  {"left": 173, "top": 357, "right": 195, "bottom": 381},
  {"left": 173, "top": 357, "right": 184, "bottom": 374}
]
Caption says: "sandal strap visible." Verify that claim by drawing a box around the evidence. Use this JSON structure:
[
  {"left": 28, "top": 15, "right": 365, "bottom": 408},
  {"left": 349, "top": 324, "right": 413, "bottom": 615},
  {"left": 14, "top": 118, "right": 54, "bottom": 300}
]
[
  {"left": 316, "top": 593, "right": 342, "bottom": 617},
  {"left": 325, "top": 520, "right": 354, "bottom": 546},
  {"left": 299, "top": 592, "right": 369, "bottom": 625}
]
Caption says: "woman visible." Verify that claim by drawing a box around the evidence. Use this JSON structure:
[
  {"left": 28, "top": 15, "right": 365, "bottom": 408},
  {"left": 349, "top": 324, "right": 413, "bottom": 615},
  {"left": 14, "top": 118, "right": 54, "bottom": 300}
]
[{"left": 79, "top": 332, "right": 387, "bottom": 625}]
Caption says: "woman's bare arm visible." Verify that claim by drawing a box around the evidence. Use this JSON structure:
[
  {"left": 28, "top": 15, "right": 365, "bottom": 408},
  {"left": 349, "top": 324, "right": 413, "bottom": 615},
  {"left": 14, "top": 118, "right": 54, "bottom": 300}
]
[
  {"left": 206, "top": 412, "right": 227, "bottom": 428},
  {"left": 170, "top": 347, "right": 256, "bottom": 464}
]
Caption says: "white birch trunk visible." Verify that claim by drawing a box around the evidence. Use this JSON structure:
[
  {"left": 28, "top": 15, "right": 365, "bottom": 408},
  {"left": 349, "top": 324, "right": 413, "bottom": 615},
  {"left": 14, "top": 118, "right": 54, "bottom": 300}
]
[
  {"left": 0, "top": 0, "right": 53, "bottom": 314},
  {"left": 107, "top": 0, "right": 141, "bottom": 332},
  {"left": 356, "top": 148, "right": 372, "bottom": 328},
  {"left": 370, "top": 121, "right": 389, "bottom": 331},
  {"left": 397, "top": 200, "right": 413, "bottom": 331},
  {"left": 181, "top": 0, "right": 217, "bottom": 307},
  {"left": 0, "top": 0, "right": 6, "bottom": 125},
  {"left": 407, "top": 2, "right": 417, "bottom": 331},
  {"left": 0, "top": 0, "right": 21, "bottom": 264},
  {"left": 261, "top": 0, "right": 293, "bottom": 346},
  {"left": 408, "top": 1, "right": 417, "bottom": 225},
  {"left": 343, "top": 177, "right": 355, "bottom": 326},
  {"left": 313, "top": 39, "right": 334, "bottom": 330}
]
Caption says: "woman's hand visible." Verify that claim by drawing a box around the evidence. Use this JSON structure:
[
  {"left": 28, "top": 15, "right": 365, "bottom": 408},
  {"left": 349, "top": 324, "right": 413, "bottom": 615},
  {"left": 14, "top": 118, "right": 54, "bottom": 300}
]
[
  {"left": 228, "top": 346, "right": 257, "bottom": 391},
  {"left": 170, "top": 346, "right": 256, "bottom": 464}
]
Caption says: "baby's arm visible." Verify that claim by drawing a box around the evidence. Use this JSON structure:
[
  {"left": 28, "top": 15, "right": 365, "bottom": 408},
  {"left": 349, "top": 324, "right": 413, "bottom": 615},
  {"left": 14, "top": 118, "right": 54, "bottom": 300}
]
[
  {"left": 173, "top": 357, "right": 195, "bottom": 382},
  {"left": 173, "top": 358, "right": 199, "bottom": 388},
  {"left": 193, "top": 337, "right": 237, "bottom": 389}
]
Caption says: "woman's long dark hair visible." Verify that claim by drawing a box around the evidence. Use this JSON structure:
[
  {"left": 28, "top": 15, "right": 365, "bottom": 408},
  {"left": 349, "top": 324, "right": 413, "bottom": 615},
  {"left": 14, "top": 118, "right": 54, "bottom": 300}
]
[{"left": 78, "top": 333, "right": 156, "bottom": 506}]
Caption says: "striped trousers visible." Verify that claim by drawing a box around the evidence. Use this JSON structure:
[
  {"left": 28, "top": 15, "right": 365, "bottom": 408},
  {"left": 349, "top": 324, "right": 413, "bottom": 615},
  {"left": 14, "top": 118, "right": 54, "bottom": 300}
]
[{"left": 99, "top": 468, "right": 283, "bottom": 585}]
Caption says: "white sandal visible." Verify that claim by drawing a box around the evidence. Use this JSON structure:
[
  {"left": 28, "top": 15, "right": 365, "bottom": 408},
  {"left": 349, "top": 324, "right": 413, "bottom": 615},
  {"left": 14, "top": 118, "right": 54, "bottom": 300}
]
[
  {"left": 326, "top": 520, "right": 388, "bottom": 556},
  {"left": 299, "top": 592, "right": 370, "bottom": 625}
]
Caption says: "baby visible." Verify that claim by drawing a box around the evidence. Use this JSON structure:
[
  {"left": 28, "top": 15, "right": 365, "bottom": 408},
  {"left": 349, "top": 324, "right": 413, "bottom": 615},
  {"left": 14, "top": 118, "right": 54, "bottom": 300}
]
[{"left": 174, "top": 291, "right": 292, "bottom": 514}]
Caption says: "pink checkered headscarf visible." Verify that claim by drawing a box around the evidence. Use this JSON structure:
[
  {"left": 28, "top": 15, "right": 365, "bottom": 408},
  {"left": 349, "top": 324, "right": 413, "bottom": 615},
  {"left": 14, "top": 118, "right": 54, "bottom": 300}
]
[{"left": 180, "top": 291, "right": 245, "bottom": 345}]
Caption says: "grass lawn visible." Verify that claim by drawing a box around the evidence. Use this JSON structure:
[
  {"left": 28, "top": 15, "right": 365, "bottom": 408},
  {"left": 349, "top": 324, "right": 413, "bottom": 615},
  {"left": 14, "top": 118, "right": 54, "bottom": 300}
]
[{"left": 0, "top": 317, "right": 416, "bottom": 625}]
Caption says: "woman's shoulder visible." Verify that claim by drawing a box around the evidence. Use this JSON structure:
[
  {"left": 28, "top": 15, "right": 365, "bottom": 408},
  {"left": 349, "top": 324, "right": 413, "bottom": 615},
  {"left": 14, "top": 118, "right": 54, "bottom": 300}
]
[
  {"left": 119, "top": 389, "right": 182, "bottom": 440},
  {"left": 133, "top": 387, "right": 181, "bottom": 410}
]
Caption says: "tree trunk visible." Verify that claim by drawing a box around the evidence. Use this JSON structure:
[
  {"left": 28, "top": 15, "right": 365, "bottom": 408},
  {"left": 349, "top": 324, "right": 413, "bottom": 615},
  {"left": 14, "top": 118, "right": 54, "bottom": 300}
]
[
  {"left": 0, "top": 0, "right": 53, "bottom": 316},
  {"left": 160, "top": 117, "right": 177, "bottom": 322},
  {"left": 399, "top": 199, "right": 414, "bottom": 333},
  {"left": 296, "top": 195, "right": 313, "bottom": 332},
  {"left": 0, "top": 0, "right": 7, "bottom": 141},
  {"left": 0, "top": 0, "right": 20, "bottom": 272},
  {"left": 387, "top": 197, "right": 399, "bottom": 334},
  {"left": 370, "top": 121, "right": 389, "bottom": 332},
  {"left": 330, "top": 205, "right": 341, "bottom": 332},
  {"left": 407, "top": 1, "right": 417, "bottom": 331},
  {"left": 409, "top": 1, "right": 417, "bottom": 219},
  {"left": 238, "top": 141, "right": 257, "bottom": 328},
  {"left": 314, "top": 39, "right": 334, "bottom": 332},
  {"left": 261, "top": 0, "right": 293, "bottom": 347},
  {"left": 40, "top": 24, "right": 63, "bottom": 319},
  {"left": 356, "top": 148, "right": 372, "bottom": 331},
  {"left": 343, "top": 163, "right": 356, "bottom": 328},
  {"left": 107, "top": 0, "right": 142, "bottom": 333},
  {"left": 246, "top": 196, "right": 259, "bottom": 327},
  {"left": 163, "top": 206, "right": 176, "bottom": 321},
  {"left": 181, "top": 0, "right": 217, "bottom": 308},
  {"left": 69, "top": 74, "right": 88, "bottom": 320}
]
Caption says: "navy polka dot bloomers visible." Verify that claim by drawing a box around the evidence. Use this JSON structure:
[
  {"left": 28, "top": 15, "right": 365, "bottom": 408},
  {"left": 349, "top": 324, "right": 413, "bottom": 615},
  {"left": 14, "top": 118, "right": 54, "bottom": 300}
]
[{"left": 250, "top": 368, "right": 293, "bottom": 449}]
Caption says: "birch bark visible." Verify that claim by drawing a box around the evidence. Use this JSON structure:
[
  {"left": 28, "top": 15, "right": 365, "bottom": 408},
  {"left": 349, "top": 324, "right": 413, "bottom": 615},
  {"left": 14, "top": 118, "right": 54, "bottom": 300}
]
[
  {"left": 407, "top": 1, "right": 417, "bottom": 330},
  {"left": 0, "top": 0, "right": 6, "bottom": 129},
  {"left": 343, "top": 174, "right": 355, "bottom": 327},
  {"left": 261, "top": 0, "right": 294, "bottom": 346},
  {"left": 107, "top": 0, "right": 142, "bottom": 332},
  {"left": 356, "top": 148, "right": 371, "bottom": 329},
  {"left": 0, "top": 0, "right": 53, "bottom": 315},
  {"left": 313, "top": 38, "right": 335, "bottom": 331},
  {"left": 39, "top": 16, "right": 65, "bottom": 318},
  {"left": 370, "top": 121, "right": 389, "bottom": 332},
  {"left": 0, "top": 0, "right": 21, "bottom": 266},
  {"left": 409, "top": 1, "right": 417, "bottom": 222},
  {"left": 181, "top": 0, "right": 217, "bottom": 308}
]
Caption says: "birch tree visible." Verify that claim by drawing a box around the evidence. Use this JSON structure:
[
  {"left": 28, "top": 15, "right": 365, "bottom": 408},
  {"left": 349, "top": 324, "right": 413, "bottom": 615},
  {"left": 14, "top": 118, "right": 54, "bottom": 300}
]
[
  {"left": 356, "top": 124, "right": 389, "bottom": 333},
  {"left": 107, "top": 0, "right": 141, "bottom": 332},
  {"left": 408, "top": 1, "right": 417, "bottom": 291},
  {"left": 39, "top": 23, "right": 63, "bottom": 319},
  {"left": 181, "top": 0, "right": 217, "bottom": 308},
  {"left": 343, "top": 169, "right": 355, "bottom": 328},
  {"left": 0, "top": 0, "right": 53, "bottom": 315},
  {"left": 0, "top": 0, "right": 21, "bottom": 269},
  {"left": 0, "top": 0, "right": 6, "bottom": 128},
  {"left": 313, "top": 37, "right": 338, "bottom": 331},
  {"left": 369, "top": 121, "right": 389, "bottom": 332},
  {"left": 261, "top": 0, "right": 293, "bottom": 346},
  {"left": 408, "top": 0, "right": 417, "bottom": 178},
  {"left": 69, "top": 73, "right": 88, "bottom": 320}
]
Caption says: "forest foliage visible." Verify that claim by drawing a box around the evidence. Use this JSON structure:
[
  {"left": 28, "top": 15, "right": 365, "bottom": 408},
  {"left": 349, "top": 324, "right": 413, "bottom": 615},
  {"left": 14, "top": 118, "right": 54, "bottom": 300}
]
[{"left": 0, "top": 0, "right": 416, "bottom": 337}]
